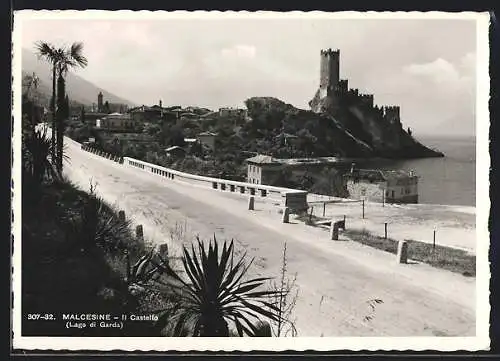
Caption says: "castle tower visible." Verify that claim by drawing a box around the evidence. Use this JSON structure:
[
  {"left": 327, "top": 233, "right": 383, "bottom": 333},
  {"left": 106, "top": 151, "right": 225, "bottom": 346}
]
[
  {"left": 383, "top": 106, "right": 401, "bottom": 125},
  {"left": 319, "top": 48, "right": 340, "bottom": 98},
  {"left": 97, "top": 92, "right": 103, "bottom": 113}
]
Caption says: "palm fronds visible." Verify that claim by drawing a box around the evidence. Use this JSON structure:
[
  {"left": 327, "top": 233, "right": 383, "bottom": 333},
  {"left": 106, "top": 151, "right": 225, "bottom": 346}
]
[
  {"left": 154, "top": 236, "right": 282, "bottom": 337},
  {"left": 23, "top": 125, "right": 58, "bottom": 184},
  {"left": 34, "top": 41, "right": 57, "bottom": 64},
  {"left": 69, "top": 42, "right": 88, "bottom": 68}
]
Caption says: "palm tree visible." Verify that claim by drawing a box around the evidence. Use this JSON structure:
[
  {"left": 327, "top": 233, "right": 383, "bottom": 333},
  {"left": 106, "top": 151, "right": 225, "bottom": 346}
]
[
  {"left": 35, "top": 41, "right": 88, "bottom": 170},
  {"left": 155, "top": 236, "right": 282, "bottom": 337},
  {"left": 34, "top": 42, "right": 59, "bottom": 162}
]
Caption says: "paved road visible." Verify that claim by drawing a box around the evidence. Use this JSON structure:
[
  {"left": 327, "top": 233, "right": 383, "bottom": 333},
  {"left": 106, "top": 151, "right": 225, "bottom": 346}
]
[{"left": 63, "top": 138, "right": 476, "bottom": 337}]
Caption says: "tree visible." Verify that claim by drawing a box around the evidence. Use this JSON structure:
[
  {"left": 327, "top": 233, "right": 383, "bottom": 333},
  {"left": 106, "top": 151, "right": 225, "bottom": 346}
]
[
  {"left": 36, "top": 41, "right": 88, "bottom": 172},
  {"left": 35, "top": 41, "right": 60, "bottom": 162},
  {"left": 166, "top": 125, "right": 186, "bottom": 147},
  {"left": 80, "top": 106, "right": 85, "bottom": 123},
  {"left": 22, "top": 73, "right": 40, "bottom": 135}
]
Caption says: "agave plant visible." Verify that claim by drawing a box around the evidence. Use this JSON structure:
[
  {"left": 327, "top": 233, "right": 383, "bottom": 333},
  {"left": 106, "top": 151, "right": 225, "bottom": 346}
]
[
  {"left": 155, "top": 236, "right": 281, "bottom": 337},
  {"left": 125, "top": 249, "right": 169, "bottom": 296},
  {"left": 23, "top": 125, "right": 58, "bottom": 185}
]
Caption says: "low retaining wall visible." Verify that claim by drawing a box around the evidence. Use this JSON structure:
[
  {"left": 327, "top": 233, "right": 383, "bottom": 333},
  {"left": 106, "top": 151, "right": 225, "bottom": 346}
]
[{"left": 123, "top": 156, "right": 309, "bottom": 213}]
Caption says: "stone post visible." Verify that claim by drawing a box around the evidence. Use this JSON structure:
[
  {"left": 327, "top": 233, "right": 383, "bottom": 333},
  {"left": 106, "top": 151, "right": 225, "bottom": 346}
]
[
  {"left": 330, "top": 221, "right": 339, "bottom": 240},
  {"left": 158, "top": 243, "right": 169, "bottom": 258},
  {"left": 118, "top": 210, "right": 126, "bottom": 222},
  {"left": 282, "top": 207, "right": 290, "bottom": 223},
  {"left": 396, "top": 240, "right": 408, "bottom": 264},
  {"left": 248, "top": 196, "right": 255, "bottom": 211},
  {"left": 136, "top": 225, "right": 144, "bottom": 242}
]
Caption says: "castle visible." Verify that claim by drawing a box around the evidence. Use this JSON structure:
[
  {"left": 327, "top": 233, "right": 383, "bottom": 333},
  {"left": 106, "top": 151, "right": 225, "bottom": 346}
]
[{"left": 310, "top": 48, "right": 403, "bottom": 127}]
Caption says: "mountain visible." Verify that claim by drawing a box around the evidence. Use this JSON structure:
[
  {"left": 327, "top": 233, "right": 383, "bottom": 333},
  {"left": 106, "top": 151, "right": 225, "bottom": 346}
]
[
  {"left": 244, "top": 97, "right": 443, "bottom": 159},
  {"left": 21, "top": 48, "right": 136, "bottom": 108}
]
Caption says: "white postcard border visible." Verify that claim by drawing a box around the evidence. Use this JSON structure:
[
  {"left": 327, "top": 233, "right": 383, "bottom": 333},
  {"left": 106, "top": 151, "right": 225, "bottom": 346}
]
[{"left": 11, "top": 10, "right": 491, "bottom": 352}]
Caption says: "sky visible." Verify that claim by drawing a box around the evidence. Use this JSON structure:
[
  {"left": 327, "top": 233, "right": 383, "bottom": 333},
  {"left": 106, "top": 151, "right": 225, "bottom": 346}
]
[{"left": 17, "top": 12, "right": 479, "bottom": 137}]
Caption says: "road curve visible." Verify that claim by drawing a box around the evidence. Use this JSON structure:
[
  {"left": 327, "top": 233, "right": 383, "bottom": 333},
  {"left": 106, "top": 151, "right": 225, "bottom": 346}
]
[{"left": 62, "top": 137, "right": 475, "bottom": 337}]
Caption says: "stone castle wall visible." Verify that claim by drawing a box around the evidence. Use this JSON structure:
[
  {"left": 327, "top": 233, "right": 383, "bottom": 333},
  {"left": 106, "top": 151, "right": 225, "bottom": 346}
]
[{"left": 313, "top": 48, "right": 402, "bottom": 126}]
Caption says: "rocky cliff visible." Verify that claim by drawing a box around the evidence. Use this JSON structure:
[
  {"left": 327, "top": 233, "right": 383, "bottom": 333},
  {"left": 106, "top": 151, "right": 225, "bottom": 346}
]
[{"left": 245, "top": 96, "right": 444, "bottom": 159}]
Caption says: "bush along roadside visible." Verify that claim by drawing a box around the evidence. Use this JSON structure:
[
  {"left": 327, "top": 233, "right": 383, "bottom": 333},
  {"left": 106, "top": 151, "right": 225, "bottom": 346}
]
[{"left": 22, "top": 176, "right": 167, "bottom": 336}]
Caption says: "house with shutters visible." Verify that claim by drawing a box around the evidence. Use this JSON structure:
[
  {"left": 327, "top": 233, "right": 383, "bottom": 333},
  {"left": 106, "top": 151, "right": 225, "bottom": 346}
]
[{"left": 344, "top": 167, "right": 419, "bottom": 204}]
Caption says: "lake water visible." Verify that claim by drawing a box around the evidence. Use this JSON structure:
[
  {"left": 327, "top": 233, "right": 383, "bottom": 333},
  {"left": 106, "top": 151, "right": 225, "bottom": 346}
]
[{"left": 358, "top": 136, "right": 476, "bottom": 207}]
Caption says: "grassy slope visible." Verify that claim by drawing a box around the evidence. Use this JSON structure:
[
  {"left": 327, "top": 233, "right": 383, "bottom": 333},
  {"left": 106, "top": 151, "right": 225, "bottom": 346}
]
[
  {"left": 343, "top": 229, "right": 475, "bottom": 277},
  {"left": 22, "top": 178, "right": 168, "bottom": 336}
]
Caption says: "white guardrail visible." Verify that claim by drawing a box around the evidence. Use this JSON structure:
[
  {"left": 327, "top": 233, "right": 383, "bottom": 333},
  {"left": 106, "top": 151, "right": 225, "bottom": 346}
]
[{"left": 122, "top": 156, "right": 306, "bottom": 201}]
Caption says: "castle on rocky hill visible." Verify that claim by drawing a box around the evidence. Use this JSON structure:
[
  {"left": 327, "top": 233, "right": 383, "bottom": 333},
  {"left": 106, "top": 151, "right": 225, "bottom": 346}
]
[{"left": 309, "top": 48, "right": 405, "bottom": 129}]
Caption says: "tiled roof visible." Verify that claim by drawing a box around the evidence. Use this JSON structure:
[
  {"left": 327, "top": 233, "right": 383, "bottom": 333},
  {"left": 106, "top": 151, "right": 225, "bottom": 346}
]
[
  {"left": 198, "top": 131, "right": 217, "bottom": 136},
  {"left": 165, "top": 146, "right": 186, "bottom": 152},
  {"left": 346, "top": 169, "right": 416, "bottom": 181},
  {"left": 245, "top": 154, "right": 277, "bottom": 164}
]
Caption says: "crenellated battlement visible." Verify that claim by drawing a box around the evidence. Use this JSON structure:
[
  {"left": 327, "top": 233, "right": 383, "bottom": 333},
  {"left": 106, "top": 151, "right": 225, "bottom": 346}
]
[
  {"left": 337, "top": 79, "right": 348, "bottom": 93},
  {"left": 383, "top": 105, "right": 400, "bottom": 114},
  {"left": 359, "top": 94, "right": 374, "bottom": 106},
  {"left": 382, "top": 105, "right": 401, "bottom": 123},
  {"left": 320, "top": 48, "right": 340, "bottom": 56}
]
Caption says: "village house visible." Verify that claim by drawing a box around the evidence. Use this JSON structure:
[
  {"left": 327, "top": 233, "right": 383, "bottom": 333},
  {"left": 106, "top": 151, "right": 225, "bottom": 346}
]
[
  {"left": 218, "top": 107, "right": 249, "bottom": 125},
  {"left": 245, "top": 154, "right": 285, "bottom": 185},
  {"left": 96, "top": 112, "right": 141, "bottom": 131},
  {"left": 218, "top": 107, "right": 247, "bottom": 118},
  {"left": 344, "top": 167, "right": 419, "bottom": 204},
  {"left": 83, "top": 112, "right": 109, "bottom": 125},
  {"left": 129, "top": 100, "right": 174, "bottom": 123},
  {"left": 197, "top": 131, "right": 218, "bottom": 152}
]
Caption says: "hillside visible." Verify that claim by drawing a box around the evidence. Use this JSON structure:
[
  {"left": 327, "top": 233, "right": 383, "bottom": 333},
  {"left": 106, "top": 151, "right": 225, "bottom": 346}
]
[
  {"left": 21, "top": 48, "right": 136, "bottom": 107},
  {"left": 245, "top": 97, "right": 444, "bottom": 159}
]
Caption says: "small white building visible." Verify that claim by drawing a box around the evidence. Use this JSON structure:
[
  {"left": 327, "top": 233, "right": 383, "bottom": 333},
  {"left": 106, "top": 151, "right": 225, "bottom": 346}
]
[
  {"left": 245, "top": 154, "right": 285, "bottom": 185},
  {"left": 96, "top": 112, "right": 140, "bottom": 131},
  {"left": 344, "top": 168, "right": 419, "bottom": 204}
]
